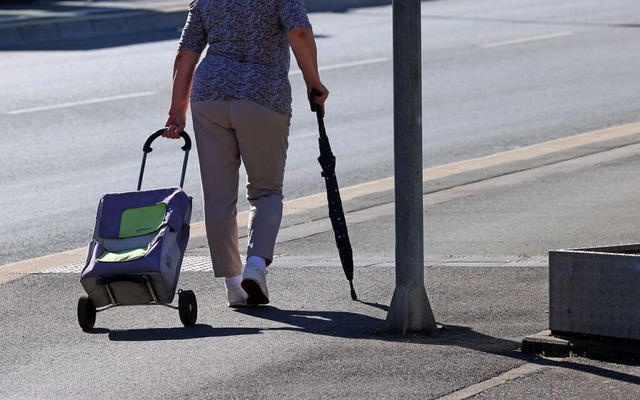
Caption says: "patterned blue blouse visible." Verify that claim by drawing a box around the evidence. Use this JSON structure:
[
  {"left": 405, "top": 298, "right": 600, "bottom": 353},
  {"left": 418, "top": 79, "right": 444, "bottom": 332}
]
[{"left": 178, "top": 0, "right": 311, "bottom": 117}]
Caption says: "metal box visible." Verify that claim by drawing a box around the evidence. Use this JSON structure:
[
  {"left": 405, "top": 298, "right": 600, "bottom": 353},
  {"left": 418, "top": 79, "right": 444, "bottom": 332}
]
[{"left": 549, "top": 244, "right": 640, "bottom": 340}]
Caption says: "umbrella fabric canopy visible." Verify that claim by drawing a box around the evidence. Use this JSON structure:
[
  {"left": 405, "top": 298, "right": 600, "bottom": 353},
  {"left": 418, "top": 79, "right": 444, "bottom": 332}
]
[{"left": 309, "top": 91, "right": 357, "bottom": 300}]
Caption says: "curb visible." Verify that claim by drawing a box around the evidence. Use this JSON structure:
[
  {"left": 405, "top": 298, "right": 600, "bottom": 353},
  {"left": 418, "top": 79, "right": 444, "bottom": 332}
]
[
  {"left": 522, "top": 330, "right": 640, "bottom": 363},
  {"left": 0, "top": 8, "right": 188, "bottom": 47}
]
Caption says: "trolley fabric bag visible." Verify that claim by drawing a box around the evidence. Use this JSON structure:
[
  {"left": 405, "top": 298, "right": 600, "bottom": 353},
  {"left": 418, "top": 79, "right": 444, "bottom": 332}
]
[
  {"left": 77, "top": 129, "right": 197, "bottom": 331},
  {"left": 80, "top": 186, "right": 192, "bottom": 306}
]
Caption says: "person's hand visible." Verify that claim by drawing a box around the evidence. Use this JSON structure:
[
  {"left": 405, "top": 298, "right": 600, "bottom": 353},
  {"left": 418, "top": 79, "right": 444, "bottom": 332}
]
[
  {"left": 309, "top": 82, "right": 329, "bottom": 106},
  {"left": 163, "top": 112, "right": 186, "bottom": 139},
  {"left": 309, "top": 83, "right": 329, "bottom": 116}
]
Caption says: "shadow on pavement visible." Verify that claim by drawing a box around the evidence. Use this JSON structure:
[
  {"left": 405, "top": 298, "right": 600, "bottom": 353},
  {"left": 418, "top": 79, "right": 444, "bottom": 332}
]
[
  {"left": 1, "top": 0, "right": 121, "bottom": 12},
  {"left": 0, "top": 0, "right": 187, "bottom": 51},
  {"left": 236, "top": 306, "right": 640, "bottom": 385},
  {"left": 435, "top": 325, "right": 640, "bottom": 385},
  {"left": 1, "top": 30, "right": 334, "bottom": 51},
  {"left": 234, "top": 305, "right": 386, "bottom": 338},
  {"left": 0, "top": 28, "right": 183, "bottom": 51},
  {"left": 429, "top": 324, "right": 525, "bottom": 357},
  {"left": 306, "top": 0, "right": 391, "bottom": 13},
  {"left": 0, "top": 0, "right": 344, "bottom": 51},
  {"left": 94, "top": 325, "right": 263, "bottom": 341},
  {"left": 550, "top": 359, "right": 640, "bottom": 385}
]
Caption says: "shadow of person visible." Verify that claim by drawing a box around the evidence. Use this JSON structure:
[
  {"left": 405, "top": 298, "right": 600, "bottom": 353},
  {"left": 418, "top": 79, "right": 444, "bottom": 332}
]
[
  {"left": 99, "top": 304, "right": 640, "bottom": 385},
  {"left": 233, "top": 305, "right": 386, "bottom": 338},
  {"left": 233, "top": 304, "right": 524, "bottom": 352}
]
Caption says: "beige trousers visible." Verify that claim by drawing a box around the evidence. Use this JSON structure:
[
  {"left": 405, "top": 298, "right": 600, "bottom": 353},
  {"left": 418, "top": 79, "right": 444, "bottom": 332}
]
[{"left": 191, "top": 100, "right": 290, "bottom": 277}]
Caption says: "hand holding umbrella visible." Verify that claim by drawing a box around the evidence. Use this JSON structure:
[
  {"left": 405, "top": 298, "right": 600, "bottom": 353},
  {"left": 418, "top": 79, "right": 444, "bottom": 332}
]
[{"left": 309, "top": 90, "right": 357, "bottom": 301}]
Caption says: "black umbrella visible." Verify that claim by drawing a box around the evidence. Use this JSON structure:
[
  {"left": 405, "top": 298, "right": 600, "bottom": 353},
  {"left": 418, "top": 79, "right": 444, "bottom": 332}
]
[{"left": 309, "top": 90, "right": 357, "bottom": 301}]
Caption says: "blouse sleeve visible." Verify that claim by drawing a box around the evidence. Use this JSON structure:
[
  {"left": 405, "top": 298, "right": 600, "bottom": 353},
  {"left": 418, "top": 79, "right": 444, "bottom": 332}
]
[
  {"left": 280, "top": 0, "right": 312, "bottom": 31},
  {"left": 178, "top": 0, "right": 207, "bottom": 53}
]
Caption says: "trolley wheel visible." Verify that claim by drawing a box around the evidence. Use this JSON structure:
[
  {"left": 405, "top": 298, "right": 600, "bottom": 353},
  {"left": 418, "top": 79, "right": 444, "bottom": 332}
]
[
  {"left": 77, "top": 295, "right": 96, "bottom": 331},
  {"left": 178, "top": 290, "right": 197, "bottom": 326}
]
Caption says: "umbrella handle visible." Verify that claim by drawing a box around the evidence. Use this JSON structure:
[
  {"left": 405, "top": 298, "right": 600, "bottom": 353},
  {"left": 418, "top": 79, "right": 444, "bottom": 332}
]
[
  {"left": 309, "top": 89, "right": 321, "bottom": 113},
  {"left": 309, "top": 89, "right": 329, "bottom": 142}
]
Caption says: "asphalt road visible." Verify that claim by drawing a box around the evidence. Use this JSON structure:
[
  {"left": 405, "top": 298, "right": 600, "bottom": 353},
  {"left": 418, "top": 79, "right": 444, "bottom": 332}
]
[
  {"left": 2, "top": 2, "right": 640, "bottom": 398},
  {"left": 1, "top": 0, "right": 639, "bottom": 265}
]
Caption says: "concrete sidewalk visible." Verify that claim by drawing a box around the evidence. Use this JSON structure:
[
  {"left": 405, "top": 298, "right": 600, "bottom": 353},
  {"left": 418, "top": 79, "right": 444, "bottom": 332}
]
[
  {"left": 2, "top": 124, "right": 640, "bottom": 398},
  {"left": 0, "top": 0, "right": 394, "bottom": 48},
  {"left": 2, "top": 1, "right": 640, "bottom": 396}
]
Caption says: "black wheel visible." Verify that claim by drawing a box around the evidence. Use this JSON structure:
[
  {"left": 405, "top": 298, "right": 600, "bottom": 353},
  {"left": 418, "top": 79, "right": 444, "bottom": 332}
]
[
  {"left": 178, "top": 290, "right": 197, "bottom": 326},
  {"left": 77, "top": 295, "right": 96, "bottom": 331}
]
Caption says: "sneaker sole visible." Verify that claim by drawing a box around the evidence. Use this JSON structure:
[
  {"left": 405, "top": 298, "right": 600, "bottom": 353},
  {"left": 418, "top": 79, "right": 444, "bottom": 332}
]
[{"left": 241, "top": 279, "right": 269, "bottom": 305}]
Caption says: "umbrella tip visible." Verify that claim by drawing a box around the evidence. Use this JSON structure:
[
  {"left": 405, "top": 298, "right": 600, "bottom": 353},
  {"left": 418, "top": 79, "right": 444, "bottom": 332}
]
[{"left": 350, "top": 281, "right": 357, "bottom": 301}]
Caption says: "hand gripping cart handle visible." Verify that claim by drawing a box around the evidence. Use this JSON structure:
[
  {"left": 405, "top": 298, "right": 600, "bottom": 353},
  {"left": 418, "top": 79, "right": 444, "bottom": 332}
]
[{"left": 137, "top": 128, "right": 192, "bottom": 190}]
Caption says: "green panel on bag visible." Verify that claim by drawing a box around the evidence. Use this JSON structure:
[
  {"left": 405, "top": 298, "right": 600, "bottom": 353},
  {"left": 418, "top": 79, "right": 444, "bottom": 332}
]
[
  {"left": 119, "top": 203, "right": 166, "bottom": 238},
  {"left": 97, "top": 247, "right": 149, "bottom": 263}
]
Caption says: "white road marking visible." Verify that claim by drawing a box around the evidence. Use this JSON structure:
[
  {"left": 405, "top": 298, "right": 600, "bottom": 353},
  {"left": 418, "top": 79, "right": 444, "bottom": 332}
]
[
  {"left": 5, "top": 57, "right": 391, "bottom": 114},
  {"left": 3, "top": 91, "right": 156, "bottom": 115},
  {"left": 437, "top": 363, "right": 546, "bottom": 400},
  {"left": 482, "top": 32, "right": 573, "bottom": 48},
  {"left": 289, "top": 57, "right": 391, "bottom": 75}
]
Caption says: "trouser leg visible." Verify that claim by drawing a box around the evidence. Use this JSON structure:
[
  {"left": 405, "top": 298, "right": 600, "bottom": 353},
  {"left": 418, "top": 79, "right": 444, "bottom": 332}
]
[
  {"left": 230, "top": 100, "right": 290, "bottom": 265},
  {"left": 191, "top": 100, "right": 243, "bottom": 278}
]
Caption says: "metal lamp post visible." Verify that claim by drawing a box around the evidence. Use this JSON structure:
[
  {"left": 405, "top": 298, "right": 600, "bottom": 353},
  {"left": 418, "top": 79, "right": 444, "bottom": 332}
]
[{"left": 384, "top": 0, "right": 438, "bottom": 335}]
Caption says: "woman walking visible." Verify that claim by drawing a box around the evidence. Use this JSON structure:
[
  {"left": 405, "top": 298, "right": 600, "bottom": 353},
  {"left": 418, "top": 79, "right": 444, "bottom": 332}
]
[{"left": 163, "top": 0, "right": 329, "bottom": 306}]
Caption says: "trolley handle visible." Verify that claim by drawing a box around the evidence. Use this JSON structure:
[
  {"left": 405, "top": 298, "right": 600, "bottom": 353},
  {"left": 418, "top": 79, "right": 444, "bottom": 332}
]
[
  {"left": 143, "top": 128, "right": 192, "bottom": 153},
  {"left": 137, "top": 128, "right": 192, "bottom": 191}
]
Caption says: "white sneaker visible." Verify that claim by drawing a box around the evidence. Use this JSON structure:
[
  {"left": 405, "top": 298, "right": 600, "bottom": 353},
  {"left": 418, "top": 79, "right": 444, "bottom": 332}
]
[
  {"left": 226, "top": 286, "right": 248, "bottom": 307},
  {"left": 241, "top": 262, "right": 269, "bottom": 305}
]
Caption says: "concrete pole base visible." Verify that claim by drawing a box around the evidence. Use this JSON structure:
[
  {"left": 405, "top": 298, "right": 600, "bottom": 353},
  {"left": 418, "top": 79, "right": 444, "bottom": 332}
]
[{"left": 384, "top": 285, "right": 438, "bottom": 335}]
